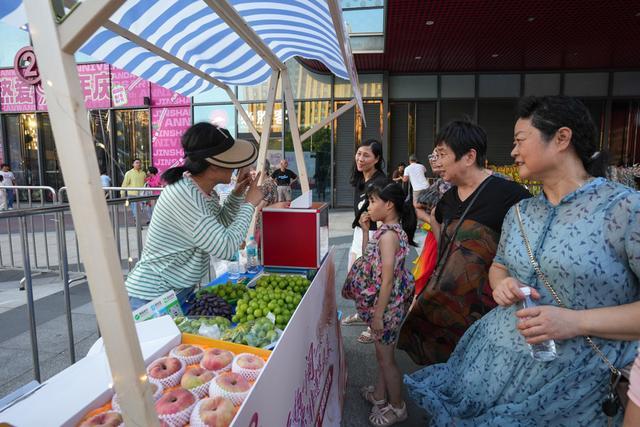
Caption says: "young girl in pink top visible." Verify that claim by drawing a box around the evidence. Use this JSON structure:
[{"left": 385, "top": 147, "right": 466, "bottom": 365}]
[{"left": 145, "top": 166, "right": 163, "bottom": 220}]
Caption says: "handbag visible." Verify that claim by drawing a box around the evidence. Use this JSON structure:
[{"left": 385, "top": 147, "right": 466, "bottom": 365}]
[
  {"left": 514, "top": 204, "right": 631, "bottom": 419},
  {"left": 425, "top": 175, "right": 493, "bottom": 297}
]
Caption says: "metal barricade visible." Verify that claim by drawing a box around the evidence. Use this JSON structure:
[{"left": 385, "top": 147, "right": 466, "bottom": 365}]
[
  {"left": 58, "top": 187, "right": 163, "bottom": 273},
  {"left": 0, "top": 186, "right": 57, "bottom": 272},
  {"left": 0, "top": 193, "right": 159, "bottom": 382}
]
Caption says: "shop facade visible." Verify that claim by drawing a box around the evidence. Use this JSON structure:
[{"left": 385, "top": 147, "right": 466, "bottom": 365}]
[{"left": 1, "top": 46, "right": 639, "bottom": 206}]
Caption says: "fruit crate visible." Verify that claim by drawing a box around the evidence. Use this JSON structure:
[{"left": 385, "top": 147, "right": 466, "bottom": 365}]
[{"left": 78, "top": 334, "right": 271, "bottom": 426}]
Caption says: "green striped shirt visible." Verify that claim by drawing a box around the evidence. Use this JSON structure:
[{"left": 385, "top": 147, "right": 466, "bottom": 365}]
[{"left": 125, "top": 176, "right": 255, "bottom": 300}]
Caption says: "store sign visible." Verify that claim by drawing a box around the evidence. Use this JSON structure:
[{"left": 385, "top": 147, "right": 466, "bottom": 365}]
[
  {"left": 13, "top": 46, "right": 41, "bottom": 85},
  {"left": 35, "top": 63, "right": 110, "bottom": 111},
  {"left": 232, "top": 250, "right": 345, "bottom": 427},
  {"left": 0, "top": 68, "right": 36, "bottom": 112},
  {"left": 151, "top": 106, "right": 191, "bottom": 173}
]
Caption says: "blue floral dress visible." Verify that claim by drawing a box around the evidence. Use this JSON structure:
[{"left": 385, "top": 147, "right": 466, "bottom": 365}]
[
  {"left": 342, "top": 223, "right": 415, "bottom": 345},
  {"left": 405, "top": 178, "right": 640, "bottom": 426}
]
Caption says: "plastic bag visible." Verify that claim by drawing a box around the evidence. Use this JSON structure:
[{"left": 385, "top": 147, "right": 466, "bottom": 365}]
[{"left": 198, "top": 323, "right": 222, "bottom": 339}]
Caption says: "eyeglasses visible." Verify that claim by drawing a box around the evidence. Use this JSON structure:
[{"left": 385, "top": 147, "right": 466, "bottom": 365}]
[{"left": 428, "top": 153, "right": 439, "bottom": 162}]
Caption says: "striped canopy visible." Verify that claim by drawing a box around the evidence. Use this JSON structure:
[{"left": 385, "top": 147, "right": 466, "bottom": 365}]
[{"left": 0, "top": 0, "right": 352, "bottom": 97}]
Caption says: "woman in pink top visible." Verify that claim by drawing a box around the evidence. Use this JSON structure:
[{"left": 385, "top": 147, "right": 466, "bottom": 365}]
[
  {"left": 625, "top": 349, "right": 640, "bottom": 426},
  {"left": 145, "top": 166, "right": 163, "bottom": 221}
]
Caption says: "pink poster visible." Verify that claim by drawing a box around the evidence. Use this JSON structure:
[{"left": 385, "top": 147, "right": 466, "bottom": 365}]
[
  {"left": 150, "top": 82, "right": 190, "bottom": 107},
  {"left": 35, "top": 63, "right": 111, "bottom": 110},
  {"left": 77, "top": 63, "right": 110, "bottom": 109},
  {"left": 35, "top": 83, "right": 47, "bottom": 111},
  {"left": 111, "top": 67, "right": 150, "bottom": 108},
  {"left": 151, "top": 106, "right": 191, "bottom": 173},
  {"left": 0, "top": 69, "right": 36, "bottom": 112}
]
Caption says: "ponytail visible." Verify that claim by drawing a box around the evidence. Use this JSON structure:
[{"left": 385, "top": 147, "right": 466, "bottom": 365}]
[
  {"left": 401, "top": 198, "right": 418, "bottom": 246},
  {"left": 161, "top": 157, "right": 211, "bottom": 185},
  {"left": 585, "top": 150, "right": 609, "bottom": 178},
  {"left": 161, "top": 166, "right": 188, "bottom": 185},
  {"left": 366, "top": 182, "right": 418, "bottom": 247}
]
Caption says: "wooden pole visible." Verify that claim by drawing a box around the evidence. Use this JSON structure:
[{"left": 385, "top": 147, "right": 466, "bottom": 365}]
[
  {"left": 248, "top": 71, "right": 279, "bottom": 238},
  {"left": 281, "top": 68, "right": 310, "bottom": 193},
  {"left": 256, "top": 72, "right": 280, "bottom": 181},
  {"left": 23, "top": 1, "right": 159, "bottom": 425},
  {"left": 300, "top": 98, "right": 356, "bottom": 142}
]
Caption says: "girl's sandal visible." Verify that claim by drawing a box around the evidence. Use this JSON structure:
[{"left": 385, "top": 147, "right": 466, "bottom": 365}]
[
  {"left": 341, "top": 313, "right": 366, "bottom": 326},
  {"left": 369, "top": 402, "right": 408, "bottom": 426},
  {"left": 360, "top": 385, "right": 386, "bottom": 406},
  {"left": 357, "top": 329, "right": 375, "bottom": 344}
]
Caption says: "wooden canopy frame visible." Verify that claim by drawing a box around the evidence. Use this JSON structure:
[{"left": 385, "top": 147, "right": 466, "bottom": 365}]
[{"left": 21, "top": 0, "right": 361, "bottom": 425}]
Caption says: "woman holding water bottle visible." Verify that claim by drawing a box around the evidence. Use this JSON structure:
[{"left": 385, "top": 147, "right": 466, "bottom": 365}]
[
  {"left": 405, "top": 96, "right": 640, "bottom": 426},
  {"left": 126, "top": 123, "right": 265, "bottom": 311}
]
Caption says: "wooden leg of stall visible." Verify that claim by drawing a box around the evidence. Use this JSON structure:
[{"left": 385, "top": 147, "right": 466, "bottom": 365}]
[
  {"left": 281, "top": 69, "right": 310, "bottom": 193},
  {"left": 249, "top": 71, "right": 279, "bottom": 237},
  {"left": 23, "top": 1, "right": 159, "bottom": 425}
]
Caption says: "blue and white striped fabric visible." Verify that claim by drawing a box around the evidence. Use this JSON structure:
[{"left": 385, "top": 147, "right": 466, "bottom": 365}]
[{"left": 0, "top": 0, "right": 350, "bottom": 97}]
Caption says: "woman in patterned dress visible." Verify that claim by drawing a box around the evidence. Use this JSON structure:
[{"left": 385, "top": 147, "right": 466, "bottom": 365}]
[{"left": 405, "top": 96, "right": 640, "bottom": 426}]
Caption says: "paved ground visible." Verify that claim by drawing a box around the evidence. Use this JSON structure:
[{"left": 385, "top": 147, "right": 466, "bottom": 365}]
[{"left": 0, "top": 209, "right": 429, "bottom": 425}]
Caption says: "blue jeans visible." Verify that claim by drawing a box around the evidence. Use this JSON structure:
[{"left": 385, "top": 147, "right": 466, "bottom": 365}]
[
  {"left": 7, "top": 189, "right": 15, "bottom": 209},
  {"left": 129, "top": 286, "right": 195, "bottom": 313}
]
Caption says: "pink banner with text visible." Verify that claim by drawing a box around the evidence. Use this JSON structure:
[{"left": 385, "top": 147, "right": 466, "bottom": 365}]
[
  {"left": 150, "top": 83, "right": 190, "bottom": 107},
  {"left": 0, "top": 69, "right": 36, "bottom": 112},
  {"left": 151, "top": 107, "right": 191, "bottom": 173},
  {"left": 35, "top": 63, "right": 111, "bottom": 111},
  {"left": 111, "top": 67, "right": 150, "bottom": 108}
]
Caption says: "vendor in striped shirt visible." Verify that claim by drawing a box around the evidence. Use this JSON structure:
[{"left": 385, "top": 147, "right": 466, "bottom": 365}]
[{"left": 127, "top": 123, "right": 264, "bottom": 310}]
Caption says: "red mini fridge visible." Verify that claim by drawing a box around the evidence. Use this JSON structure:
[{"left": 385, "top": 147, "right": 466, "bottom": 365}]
[{"left": 260, "top": 202, "right": 329, "bottom": 269}]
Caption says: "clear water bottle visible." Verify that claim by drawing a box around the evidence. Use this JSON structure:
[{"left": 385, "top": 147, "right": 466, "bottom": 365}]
[
  {"left": 246, "top": 237, "right": 260, "bottom": 274},
  {"left": 228, "top": 251, "right": 240, "bottom": 281},
  {"left": 518, "top": 286, "right": 557, "bottom": 362}
]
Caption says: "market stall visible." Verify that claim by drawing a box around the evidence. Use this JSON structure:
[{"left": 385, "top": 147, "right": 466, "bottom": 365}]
[{"left": 0, "top": 1, "right": 362, "bottom": 425}]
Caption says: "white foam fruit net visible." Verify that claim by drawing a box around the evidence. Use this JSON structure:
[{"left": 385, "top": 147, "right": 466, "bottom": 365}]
[
  {"left": 189, "top": 397, "right": 237, "bottom": 427},
  {"left": 147, "top": 357, "right": 186, "bottom": 388},
  {"left": 170, "top": 344, "right": 205, "bottom": 366},
  {"left": 231, "top": 353, "right": 265, "bottom": 382},
  {"left": 112, "top": 382, "right": 164, "bottom": 412},
  {"left": 156, "top": 390, "right": 198, "bottom": 427},
  {"left": 208, "top": 373, "right": 251, "bottom": 407},
  {"left": 200, "top": 349, "right": 234, "bottom": 375}
]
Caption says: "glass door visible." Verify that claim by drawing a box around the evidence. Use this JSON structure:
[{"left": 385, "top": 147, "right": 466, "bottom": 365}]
[{"left": 113, "top": 109, "right": 150, "bottom": 186}]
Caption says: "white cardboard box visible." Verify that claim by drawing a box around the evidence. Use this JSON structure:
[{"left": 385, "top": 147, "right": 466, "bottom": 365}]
[{"left": 0, "top": 316, "right": 180, "bottom": 426}]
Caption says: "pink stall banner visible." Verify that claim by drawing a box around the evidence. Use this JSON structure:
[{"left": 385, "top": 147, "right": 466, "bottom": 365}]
[
  {"left": 150, "top": 83, "right": 190, "bottom": 107},
  {"left": 232, "top": 249, "right": 345, "bottom": 427},
  {"left": 111, "top": 67, "right": 150, "bottom": 108},
  {"left": 0, "top": 69, "right": 36, "bottom": 112},
  {"left": 151, "top": 107, "right": 191, "bottom": 173}
]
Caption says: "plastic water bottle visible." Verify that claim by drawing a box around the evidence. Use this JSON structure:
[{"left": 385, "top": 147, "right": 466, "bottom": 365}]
[
  {"left": 246, "top": 237, "right": 259, "bottom": 274},
  {"left": 518, "top": 286, "right": 557, "bottom": 362},
  {"left": 228, "top": 251, "right": 240, "bottom": 280}
]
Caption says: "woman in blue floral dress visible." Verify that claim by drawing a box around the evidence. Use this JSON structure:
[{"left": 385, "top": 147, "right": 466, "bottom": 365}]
[
  {"left": 405, "top": 96, "right": 640, "bottom": 426},
  {"left": 343, "top": 182, "right": 416, "bottom": 426}
]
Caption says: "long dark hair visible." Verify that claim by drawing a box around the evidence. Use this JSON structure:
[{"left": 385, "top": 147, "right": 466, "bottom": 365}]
[
  {"left": 350, "top": 139, "right": 385, "bottom": 188},
  {"left": 366, "top": 182, "right": 417, "bottom": 246},
  {"left": 517, "top": 96, "right": 607, "bottom": 177},
  {"left": 162, "top": 123, "right": 233, "bottom": 185}
]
